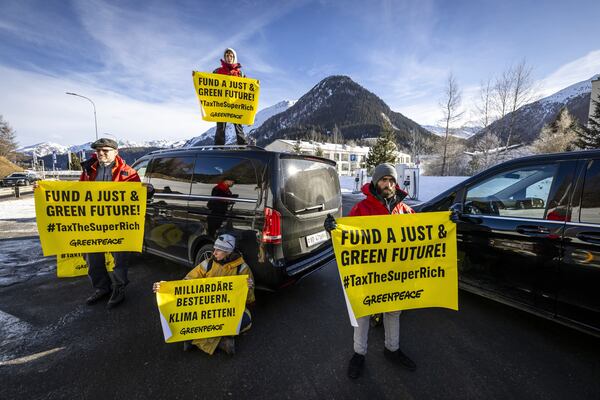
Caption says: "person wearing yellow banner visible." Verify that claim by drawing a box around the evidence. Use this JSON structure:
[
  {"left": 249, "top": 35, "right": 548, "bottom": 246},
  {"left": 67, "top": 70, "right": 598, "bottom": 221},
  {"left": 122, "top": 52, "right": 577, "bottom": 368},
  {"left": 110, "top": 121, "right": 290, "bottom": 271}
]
[
  {"left": 213, "top": 48, "right": 249, "bottom": 145},
  {"left": 153, "top": 234, "right": 255, "bottom": 355},
  {"left": 324, "top": 163, "right": 417, "bottom": 379},
  {"left": 81, "top": 138, "right": 141, "bottom": 309}
]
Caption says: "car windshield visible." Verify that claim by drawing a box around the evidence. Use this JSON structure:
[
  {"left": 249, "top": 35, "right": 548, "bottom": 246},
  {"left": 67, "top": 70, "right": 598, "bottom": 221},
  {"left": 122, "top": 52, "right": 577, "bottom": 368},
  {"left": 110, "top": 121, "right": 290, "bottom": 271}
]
[{"left": 8, "top": 173, "right": 26, "bottom": 177}]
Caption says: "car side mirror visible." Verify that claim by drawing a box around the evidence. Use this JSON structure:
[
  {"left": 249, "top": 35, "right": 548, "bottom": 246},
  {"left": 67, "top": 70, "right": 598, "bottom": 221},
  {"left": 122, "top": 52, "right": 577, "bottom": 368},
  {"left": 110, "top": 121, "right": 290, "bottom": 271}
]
[{"left": 145, "top": 183, "right": 155, "bottom": 202}]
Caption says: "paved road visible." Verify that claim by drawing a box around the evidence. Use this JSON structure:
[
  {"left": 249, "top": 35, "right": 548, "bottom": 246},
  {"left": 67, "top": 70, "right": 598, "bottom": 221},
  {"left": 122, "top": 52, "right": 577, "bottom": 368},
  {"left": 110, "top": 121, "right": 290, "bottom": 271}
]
[{"left": 1, "top": 194, "right": 599, "bottom": 399}]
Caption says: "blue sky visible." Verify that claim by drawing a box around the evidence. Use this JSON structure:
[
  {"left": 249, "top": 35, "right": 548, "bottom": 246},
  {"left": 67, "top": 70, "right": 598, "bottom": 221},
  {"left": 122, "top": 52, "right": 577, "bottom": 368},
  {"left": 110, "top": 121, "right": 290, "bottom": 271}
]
[{"left": 1, "top": 0, "right": 600, "bottom": 146}]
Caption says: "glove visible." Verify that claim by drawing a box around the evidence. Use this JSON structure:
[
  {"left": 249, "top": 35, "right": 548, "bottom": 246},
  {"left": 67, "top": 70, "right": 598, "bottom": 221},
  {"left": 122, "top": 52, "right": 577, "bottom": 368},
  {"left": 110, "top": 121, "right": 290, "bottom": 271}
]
[
  {"left": 324, "top": 214, "right": 337, "bottom": 232},
  {"left": 449, "top": 204, "right": 462, "bottom": 223}
]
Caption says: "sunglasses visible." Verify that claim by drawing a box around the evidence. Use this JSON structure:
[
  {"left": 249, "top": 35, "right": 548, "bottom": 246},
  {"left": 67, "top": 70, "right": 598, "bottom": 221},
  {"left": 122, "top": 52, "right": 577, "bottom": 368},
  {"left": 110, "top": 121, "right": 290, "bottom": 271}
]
[{"left": 95, "top": 148, "right": 115, "bottom": 154}]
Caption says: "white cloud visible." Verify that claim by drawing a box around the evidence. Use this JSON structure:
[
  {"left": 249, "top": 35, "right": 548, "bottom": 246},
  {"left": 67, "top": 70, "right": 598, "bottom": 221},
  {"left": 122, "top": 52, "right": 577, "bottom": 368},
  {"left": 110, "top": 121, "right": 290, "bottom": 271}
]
[
  {"left": 0, "top": 65, "right": 213, "bottom": 146},
  {"left": 538, "top": 49, "right": 600, "bottom": 97}
]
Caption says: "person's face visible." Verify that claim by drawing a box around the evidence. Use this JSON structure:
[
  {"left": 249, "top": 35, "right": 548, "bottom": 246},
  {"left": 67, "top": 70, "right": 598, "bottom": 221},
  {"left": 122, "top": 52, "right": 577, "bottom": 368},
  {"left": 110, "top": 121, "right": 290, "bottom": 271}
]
[
  {"left": 224, "top": 51, "right": 235, "bottom": 64},
  {"left": 376, "top": 176, "right": 396, "bottom": 198},
  {"left": 224, "top": 179, "right": 235, "bottom": 188},
  {"left": 95, "top": 147, "right": 118, "bottom": 165},
  {"left": 212, "top": 249, "right": 229, "bottom": 261}
]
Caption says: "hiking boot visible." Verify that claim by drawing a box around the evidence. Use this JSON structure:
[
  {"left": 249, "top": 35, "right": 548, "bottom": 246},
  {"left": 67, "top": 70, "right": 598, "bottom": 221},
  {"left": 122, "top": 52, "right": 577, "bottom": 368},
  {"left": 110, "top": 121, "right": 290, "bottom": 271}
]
[
  {"left": 107, "top": 285, "right": 125, "bottom": 309},
  {"left": 217, "top": 337, "right": 235, "bottom": 355},
  {"left": 347, "top": 353, "right": 365, "bottom": 379},
  {"left": 384, "top": 348, "right": 417, "bottom": 371},
  {"left": 183, "top": 340, "right": 194, "bottom": 352},
  {"left": 86, "top": 289, "right": 110, "bottom": 305}
]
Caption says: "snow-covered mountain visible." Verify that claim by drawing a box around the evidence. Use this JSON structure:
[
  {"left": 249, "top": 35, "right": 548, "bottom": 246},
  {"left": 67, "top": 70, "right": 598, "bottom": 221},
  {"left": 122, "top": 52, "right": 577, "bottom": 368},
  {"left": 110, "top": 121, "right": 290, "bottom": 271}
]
[
  {"left": 17, "top": 139, "right": 188, "bottom": 156},
  {"left": 422, "top": 125, "right": 481, "bottom": 139},
  {"left": 471, "top": 74, "right": 599, "bottom": 144},
  {"left": 183, "top": 100, "right": 297, "bottom": 146},
  {"left": 251, "top": 75, "right": 435, "bottom": 146}
]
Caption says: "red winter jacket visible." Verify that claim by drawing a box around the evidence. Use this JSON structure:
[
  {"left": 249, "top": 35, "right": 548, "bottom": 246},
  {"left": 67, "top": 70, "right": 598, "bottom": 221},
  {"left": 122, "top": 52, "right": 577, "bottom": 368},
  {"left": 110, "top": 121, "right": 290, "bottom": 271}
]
[
  {"left": 349, "top": 183, "right": 414, "bottom": 216},
  {"left": 79, "top": 154, "right": 141, "bottom": 182},
  {"left": 214, "top": 60, "right": 243, "bottom": 77}
]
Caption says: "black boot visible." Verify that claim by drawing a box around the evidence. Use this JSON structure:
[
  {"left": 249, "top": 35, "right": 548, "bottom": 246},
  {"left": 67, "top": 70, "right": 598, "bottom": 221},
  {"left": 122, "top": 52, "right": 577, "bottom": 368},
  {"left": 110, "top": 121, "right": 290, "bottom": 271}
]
[
  {"left": 347, "top": 353, "right": 365, "bottom": 379},
  {"left": 86, "top": 289, "right": 110, "bottom": 305},
  {"left": 107, "top": 285, "right": 125, "bottom": 309},
  {"left": 384, "top": 348, "right": 417, "bottom": 371}
]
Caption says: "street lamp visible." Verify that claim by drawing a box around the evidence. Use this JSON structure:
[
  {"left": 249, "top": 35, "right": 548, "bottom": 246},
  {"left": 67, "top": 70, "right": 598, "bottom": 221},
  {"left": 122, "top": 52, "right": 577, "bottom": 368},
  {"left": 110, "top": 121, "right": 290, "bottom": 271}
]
[{"left": 66, "top": 92, "right": 98, "bottom": 140}]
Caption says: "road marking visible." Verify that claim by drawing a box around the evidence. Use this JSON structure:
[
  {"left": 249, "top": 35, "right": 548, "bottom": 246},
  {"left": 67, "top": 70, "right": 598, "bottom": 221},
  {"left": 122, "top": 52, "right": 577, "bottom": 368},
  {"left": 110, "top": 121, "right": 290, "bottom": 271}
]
[{"left": 0, "top": 347, "right": 65, "bottom": 366}]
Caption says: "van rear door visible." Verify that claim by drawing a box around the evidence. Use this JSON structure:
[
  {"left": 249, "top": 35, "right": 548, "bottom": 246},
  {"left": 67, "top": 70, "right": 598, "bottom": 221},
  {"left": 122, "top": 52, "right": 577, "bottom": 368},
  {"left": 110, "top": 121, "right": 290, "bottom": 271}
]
[{"left": 277, "top": 155, "right": 342, "bottom": 264}]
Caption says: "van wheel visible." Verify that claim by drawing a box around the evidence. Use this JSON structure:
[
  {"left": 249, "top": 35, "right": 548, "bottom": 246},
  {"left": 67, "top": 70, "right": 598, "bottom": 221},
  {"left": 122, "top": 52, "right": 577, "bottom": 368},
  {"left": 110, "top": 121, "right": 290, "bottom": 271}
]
[{"left": 194, "top": 244, "right": 213, "bottom": 266}]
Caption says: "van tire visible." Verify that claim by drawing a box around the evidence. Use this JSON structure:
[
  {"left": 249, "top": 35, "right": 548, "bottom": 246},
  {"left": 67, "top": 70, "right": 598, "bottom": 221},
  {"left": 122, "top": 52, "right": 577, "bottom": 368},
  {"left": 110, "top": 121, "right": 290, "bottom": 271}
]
[{"left": 194, "top": 244, "right": 214, "bottom": 266}]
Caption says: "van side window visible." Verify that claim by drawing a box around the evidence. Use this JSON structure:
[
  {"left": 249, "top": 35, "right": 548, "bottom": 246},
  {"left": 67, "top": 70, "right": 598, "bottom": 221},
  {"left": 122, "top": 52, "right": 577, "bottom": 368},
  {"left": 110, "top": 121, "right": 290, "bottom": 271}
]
[
  {"left": 580, "top": 159, "right": 600, "bottom": 224},
  {"left": 147, "top": 157, "right": 195, "bottom": 194},
  {"left": 191, "top": 157, "right": 258, "bottom": 201},
  {"left": 464, "top": 164, "right": 558, "bottom": 218}
]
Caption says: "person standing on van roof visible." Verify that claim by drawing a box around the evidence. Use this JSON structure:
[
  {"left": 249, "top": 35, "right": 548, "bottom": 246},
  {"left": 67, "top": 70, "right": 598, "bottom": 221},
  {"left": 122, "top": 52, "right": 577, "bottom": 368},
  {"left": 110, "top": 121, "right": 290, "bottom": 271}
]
[
  {"left": 153, "top": 234, "right": 255, "bottom": 355},
  {"left": 213, "top": 48, "right": 248, "bottom": 146},
  {"left": 324, "top": 163, "right": 416, "bottom": 379},
  {"left": 80, "top": 138, "right": 141, "bottom": 309}
]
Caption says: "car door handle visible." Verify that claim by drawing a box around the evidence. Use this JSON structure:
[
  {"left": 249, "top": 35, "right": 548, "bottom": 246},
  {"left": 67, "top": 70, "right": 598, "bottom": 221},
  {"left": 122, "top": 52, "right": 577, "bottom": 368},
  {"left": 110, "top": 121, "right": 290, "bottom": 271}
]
[
  {"left": 517, "top": 225, "right": 550, "bottom": 235},
  {"left": 157, "top": 208, "right": 172, "bottom": 218},
  {"left": 576, "top": 232, "right": 600, "bottom": 244}
]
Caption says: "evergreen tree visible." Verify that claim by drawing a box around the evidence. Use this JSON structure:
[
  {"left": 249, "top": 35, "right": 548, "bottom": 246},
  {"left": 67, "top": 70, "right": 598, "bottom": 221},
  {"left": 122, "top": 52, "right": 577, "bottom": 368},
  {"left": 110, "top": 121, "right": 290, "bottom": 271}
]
[
  {"left": 533, "top": 107, "right": 581, "bottom": 154},
  {"left": 365, "top": 123, "right": 397, "bottom": 172},
  {"left": 314, "top": 145, "right": 324, "bottom": 157},
  {"left": 292, "top": 139, "right": 302, "bottom": 154},
  {"left": 0, "top": 115, "right": 18, "bottom": 158},
  {"left": 577, "top": 94, "right": 600, "bottom": 149},
  {"left": 69, "top": 152, "right": 82, "bottom": 171}
]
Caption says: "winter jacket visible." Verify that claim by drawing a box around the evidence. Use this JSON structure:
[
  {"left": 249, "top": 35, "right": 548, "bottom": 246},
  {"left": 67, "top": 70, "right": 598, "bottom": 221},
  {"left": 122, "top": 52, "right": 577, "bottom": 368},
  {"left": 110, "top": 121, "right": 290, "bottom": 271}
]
[
  {"left": 185, "top": 252, "right": 255, "bottom": 355},
  {"left": 214, "top": 60, "right": 243, "bottom": 77},
  {"left": 207, "top": 182, "right": 237, "bottom": 213},
  {"left": 79, "top": 155, "right": 140, "bottom": 182},
  {"left": 349, "top": 183, "right": 414, "bottom": 216}
]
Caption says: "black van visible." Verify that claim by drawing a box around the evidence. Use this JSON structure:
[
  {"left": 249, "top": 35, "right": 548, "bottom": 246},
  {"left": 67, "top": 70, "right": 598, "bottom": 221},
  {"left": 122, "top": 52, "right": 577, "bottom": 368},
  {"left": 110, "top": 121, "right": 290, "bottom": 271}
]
[
  {"left": 414, "top": 149, "right": 600, "bottom": 337},
  {"left": 131, "top": 145, "right": 342, "bottom": 289}
]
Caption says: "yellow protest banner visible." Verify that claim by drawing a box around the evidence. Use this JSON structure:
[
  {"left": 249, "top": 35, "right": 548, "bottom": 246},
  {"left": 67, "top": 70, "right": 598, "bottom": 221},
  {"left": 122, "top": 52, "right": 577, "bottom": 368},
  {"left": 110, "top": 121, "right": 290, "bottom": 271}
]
[
  {"left": 331, "top": 211, "right": 458, "bottom": 321},
  {"left": 155, "top": 276, "right": 249, "bottom": 343},
  {"left": 34, "top": 181, "right": 147, "bottom": 256},
  {"left": 56, "top": 253, "right": 114, "bottom": 278},
  {"left": 192, "top": 72, "right": 260, "bottom": 125}
]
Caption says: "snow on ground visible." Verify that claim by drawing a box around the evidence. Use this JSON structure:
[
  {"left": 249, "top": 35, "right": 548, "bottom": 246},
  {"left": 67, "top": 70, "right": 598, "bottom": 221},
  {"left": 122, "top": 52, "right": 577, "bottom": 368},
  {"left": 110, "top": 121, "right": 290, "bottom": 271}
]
[{"left": 0, "top": 196, "right": 38, "bottom": 239}]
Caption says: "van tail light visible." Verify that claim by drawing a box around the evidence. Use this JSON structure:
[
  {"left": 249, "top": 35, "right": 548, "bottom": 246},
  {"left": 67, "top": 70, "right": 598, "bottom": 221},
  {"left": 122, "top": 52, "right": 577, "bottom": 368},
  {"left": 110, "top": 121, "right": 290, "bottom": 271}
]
[{"left": 262, "top": 207, "right": 282, "bottom": 244}]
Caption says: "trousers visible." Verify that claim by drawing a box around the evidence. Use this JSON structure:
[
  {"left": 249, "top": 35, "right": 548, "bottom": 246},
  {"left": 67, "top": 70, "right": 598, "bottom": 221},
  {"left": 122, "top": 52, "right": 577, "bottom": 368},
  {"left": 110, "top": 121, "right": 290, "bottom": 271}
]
[
  {"left": 353, "top": 310, "right": 401, "bottom": 355},
  {"left": 86, "top": 252, "right": 130, "bottom": 291},
  {"left": 215, "top": 122, "right": 247, "bottom": 145}
]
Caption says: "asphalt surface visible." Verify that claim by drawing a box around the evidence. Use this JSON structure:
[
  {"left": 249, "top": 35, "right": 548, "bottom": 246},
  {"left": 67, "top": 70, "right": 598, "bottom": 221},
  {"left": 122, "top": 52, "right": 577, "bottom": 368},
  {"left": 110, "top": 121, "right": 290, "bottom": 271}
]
[{"left": 1, "top": 194, "right": 599, "bottom": 399}]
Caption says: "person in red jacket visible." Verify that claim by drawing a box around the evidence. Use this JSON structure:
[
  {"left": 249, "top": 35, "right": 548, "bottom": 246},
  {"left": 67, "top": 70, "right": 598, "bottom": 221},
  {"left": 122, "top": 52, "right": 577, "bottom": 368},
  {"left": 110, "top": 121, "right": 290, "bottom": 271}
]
[
  {"left": 213, "top": 48, "right": 248, "bottom": 146},
  {"left": 81, "top": 138, "right": 141, "bottom": 309},
  {"left": 324, "top": 163, "right": 416, "bottom": 379}
]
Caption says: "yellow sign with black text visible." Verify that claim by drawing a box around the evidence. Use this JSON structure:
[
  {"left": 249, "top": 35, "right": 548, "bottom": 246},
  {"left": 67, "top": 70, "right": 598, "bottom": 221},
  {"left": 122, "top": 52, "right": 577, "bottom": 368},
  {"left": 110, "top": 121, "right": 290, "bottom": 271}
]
[
  {"left": 34, "top": 181, "right": 146, "bottom": 256},
  {"left": 155, "top": 276, "right": 249, "bottom": 343},
  {"left": 192, "top": 72, "right": 260, "bottom": 125},
  {"left": 331, "top": 212, "right": 458, "bottom": 321},
  {"left": 56, "top": 253, "right": 114, "bottom": 278}
]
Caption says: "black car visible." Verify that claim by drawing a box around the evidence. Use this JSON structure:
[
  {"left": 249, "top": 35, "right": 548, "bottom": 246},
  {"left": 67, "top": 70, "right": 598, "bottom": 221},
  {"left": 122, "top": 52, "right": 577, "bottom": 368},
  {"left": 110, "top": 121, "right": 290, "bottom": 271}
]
[
  {"left": 414, "top": 149, "right": 600, "bottom": 337},
  {"left": 131, "top": 145, "right": 342, "bottom": 289},
  {"left": 1, "top": 172, "right": 38, "bottom": 187}
]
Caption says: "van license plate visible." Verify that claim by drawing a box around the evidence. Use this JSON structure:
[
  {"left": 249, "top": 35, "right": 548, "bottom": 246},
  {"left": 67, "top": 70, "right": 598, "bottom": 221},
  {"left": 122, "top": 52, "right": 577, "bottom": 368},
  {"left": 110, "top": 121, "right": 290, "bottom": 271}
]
[{"left": 306, "top": 231, "right": 328, "bottom": 247}]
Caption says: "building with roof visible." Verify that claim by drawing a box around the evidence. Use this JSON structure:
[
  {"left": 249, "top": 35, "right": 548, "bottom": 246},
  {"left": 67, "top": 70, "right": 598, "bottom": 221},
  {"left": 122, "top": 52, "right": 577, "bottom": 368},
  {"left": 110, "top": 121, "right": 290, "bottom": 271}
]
[{"left": 265, "top": 139, "right": 412, "bottom": 176}]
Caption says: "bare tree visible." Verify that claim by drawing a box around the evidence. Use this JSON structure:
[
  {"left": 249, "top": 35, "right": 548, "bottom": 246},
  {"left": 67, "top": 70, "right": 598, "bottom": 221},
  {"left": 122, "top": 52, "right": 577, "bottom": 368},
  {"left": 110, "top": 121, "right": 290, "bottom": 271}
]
[
  {"left": 475, "top": 78, "right": 495, "bottom": 128},
  {"left": 533, "top": 107, "right": 581, "bottom": 154},
  {"left": 505, "top": 60, "right": 537, "bottom": 148},
  {"left": 439, "top": 73, "right": 464, "bottom": 176},
  {"left": 0, "top": 115, "right": 18, "bottom": 158}
]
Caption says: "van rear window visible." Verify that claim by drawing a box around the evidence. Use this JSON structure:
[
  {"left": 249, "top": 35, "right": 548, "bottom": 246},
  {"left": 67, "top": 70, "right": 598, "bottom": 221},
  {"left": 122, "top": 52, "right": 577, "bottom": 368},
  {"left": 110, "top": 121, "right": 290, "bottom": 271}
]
[{"left": 280, "top": 158, "right": 340, "bottom": 214}]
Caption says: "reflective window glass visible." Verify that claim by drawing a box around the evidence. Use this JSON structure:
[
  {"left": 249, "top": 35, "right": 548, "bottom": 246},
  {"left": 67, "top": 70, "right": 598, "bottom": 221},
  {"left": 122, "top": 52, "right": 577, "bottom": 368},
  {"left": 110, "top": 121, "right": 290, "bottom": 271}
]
[{"left": 465, "top": 164, "right": 558, "bottom": 219}]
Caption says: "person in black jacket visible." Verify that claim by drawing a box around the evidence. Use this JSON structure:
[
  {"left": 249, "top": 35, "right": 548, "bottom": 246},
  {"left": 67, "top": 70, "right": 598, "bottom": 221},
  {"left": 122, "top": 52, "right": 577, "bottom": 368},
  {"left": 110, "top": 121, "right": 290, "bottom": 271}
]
[{"left": 207, "top": 177, "right": 238, "bottom": 237}]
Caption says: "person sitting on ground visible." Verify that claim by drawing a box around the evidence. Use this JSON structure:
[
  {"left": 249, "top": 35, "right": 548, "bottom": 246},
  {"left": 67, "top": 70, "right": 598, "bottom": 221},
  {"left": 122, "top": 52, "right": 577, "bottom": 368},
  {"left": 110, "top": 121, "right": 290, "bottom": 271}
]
[{"left": 152, "top": 234, "right": 254, "bottom": 355}]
